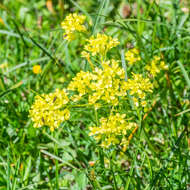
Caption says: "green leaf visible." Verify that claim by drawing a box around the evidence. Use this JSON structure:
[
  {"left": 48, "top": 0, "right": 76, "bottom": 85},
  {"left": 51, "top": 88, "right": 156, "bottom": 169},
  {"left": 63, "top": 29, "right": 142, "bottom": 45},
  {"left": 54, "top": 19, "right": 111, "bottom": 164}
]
[
  {"left": 23, "top": 156, "right": 32, "bottom": 182},
  {"left": 75, "top": 171, "right": 87, "bottom": 190},
  {"left": 177, "top": 61, "right": 190, "bottom": 88}
]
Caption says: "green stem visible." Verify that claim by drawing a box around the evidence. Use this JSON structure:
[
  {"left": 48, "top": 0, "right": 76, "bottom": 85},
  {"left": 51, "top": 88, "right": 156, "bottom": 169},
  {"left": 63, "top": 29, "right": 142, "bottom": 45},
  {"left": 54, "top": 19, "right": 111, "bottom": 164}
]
[
  {"left": 110, "top": 158, "right": 118, "bottom": 190},
  {"left": 53, "top": 132, "right": 59, "bottom": 190},
  {"left": 94, "top": 107, "right": 98, "bottom": 125},
  {"left": 125, "top": 109, "right": 142, "bottom": 190}
]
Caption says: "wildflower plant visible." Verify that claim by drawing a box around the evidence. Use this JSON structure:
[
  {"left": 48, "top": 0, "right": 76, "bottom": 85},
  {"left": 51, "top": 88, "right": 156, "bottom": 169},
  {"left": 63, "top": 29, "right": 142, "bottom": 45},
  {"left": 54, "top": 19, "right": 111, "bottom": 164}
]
[
  {"left": 29, "top": 12, "right": 164, "bottom": 151},
  {"left": 29, "top": 11, "right": 171, "bottom": 164}
]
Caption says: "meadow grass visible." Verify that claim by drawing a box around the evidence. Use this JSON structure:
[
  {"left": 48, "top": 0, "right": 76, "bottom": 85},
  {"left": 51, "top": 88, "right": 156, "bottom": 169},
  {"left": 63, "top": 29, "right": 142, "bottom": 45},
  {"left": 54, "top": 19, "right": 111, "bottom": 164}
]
[{"left": 0, "top": 0, "right": 190, "bottom": 189}]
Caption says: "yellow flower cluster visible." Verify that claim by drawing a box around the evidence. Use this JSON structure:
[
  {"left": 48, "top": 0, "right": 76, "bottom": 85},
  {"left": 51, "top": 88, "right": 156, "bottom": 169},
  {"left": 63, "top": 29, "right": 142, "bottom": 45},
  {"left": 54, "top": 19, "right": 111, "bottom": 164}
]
[
  {"left": 89, "top": 60, "right": 126, "bottom": 106},
  {"left": 83, "top": 33, "right": 120, "bottom": 57},
  {"left": 68, "top": 59, "right": 127, "bottom": 106},
  {"left": 125, "top": 48, "right": 141, "bottom": 65},
  {"left": 89, "top": 113, "right": 137, "bottom": 148},
  {"left": 29, "top": 89, "right": 70, "bottom": 131},
  {"left": 29, "top": 17, "right": 155, "bottom": 149},
  {"left": 68, "top": 71, "right": 96, "bottom": 102},
  {"left": 145, "top": 56, "right": 168, "bottom": 77},
  {"left": 61, "top": 13, "right": 86, "bottom": 41},
  {"left": 122, "top": 73, "right": 153, "bottom": 107}
]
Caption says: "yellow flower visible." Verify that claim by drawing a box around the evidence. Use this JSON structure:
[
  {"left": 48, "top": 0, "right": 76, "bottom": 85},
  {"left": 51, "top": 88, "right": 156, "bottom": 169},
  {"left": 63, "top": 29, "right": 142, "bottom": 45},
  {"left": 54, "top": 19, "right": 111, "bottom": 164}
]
[
  {"left": 141, "top": 100, "right": 147, "bottom": 107},
  {"left": 68, "top": 59, "right": 127, "bottom": 106},
  {"left": 0, "top": 62, "right": 8, "bottom": 70},
  {"left": 84, "top": 33, "right": 120, "bottom": 57},
  {"left": 132, "top": 97, "right": 139, "bottom": 107},
  {"left": 89, "top": 113, "right": 137, "bottom": 148},
  {"left": 61, "top": 13, "right": 86, "bottom": 41},
  {"left": 68, "top": 71, "right": 96, "bottom": 101},
  {"left": 125, "top": 48, "right": 141, "bottom": 65},
  {"left": 121, "top": 73, "right": 153, "bottom": 106},
  {"left": 160, "top": 61, "right": 168, "bottom": 70},
  {"left": 145, "top": 56, "right": 168, "bottom": 77},
  {"left": 89, "top": 60, "right": 125, "bottom": 105},
  {"left": 0, "top": 17, "right": 4, "bottom": 25},
  {"left": 29, "top": 89, "right": 70, "bottom": 131},
  {"left": 81, "top": 51, "right": 90, "bottom": 61},
  {"left": 33, "top": 65, "right": 42, "bottom": 74}
]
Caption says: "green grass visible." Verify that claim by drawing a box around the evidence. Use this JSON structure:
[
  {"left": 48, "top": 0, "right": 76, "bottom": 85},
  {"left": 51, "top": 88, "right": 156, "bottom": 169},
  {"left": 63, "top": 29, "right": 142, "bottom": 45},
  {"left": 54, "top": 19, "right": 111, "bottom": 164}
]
[{"left": 0, "top": 0, "right": 190, "bottom": 189}]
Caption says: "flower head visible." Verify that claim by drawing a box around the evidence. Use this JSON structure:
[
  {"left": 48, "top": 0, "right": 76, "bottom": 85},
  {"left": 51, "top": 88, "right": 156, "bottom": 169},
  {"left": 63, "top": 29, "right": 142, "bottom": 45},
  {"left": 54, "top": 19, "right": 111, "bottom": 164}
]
[
  {"left": 89, "top": 60, "right": 126, "bottom": 105},
  {"left": 68, "top": 71, "right": 96, "bottom": 102},
  {"left": 84, "top": 33, "right": 120, "bottom": 57},
  {"left": 0, "top": 18, "right": 4, "bottom": 25},
  {"left": 121, "top": 73, "right": 153, "bottom": 107},
  {"left": 68, "top": 59, "right": 126, "bottom": 106},
  {"left": 89, "top": 113, "right": 137, "bottom": 148},
  {"left": 61, "top": 13, "right": 86, "bottom": 41},
  {"left": 145, "top": 56, "right": 168, "bottom": 77},
  {"left": 29, "top": 89, "right": 70, "bottom": 131},
  {"left": 125, "top": 48, "right": 141, "bottom": 65}
]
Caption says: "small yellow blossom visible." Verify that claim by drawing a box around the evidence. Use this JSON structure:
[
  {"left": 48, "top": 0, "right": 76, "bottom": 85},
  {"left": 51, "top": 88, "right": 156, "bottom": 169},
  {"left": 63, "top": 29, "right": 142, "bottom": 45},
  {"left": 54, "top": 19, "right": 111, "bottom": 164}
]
[
  {"left": 29, "top": 89, "right": 70, "bottom": 131},
  {"left": 84, "top": 33, "right": 120, "bottom": 57},
  {"left": 89, "top": 113, "right": 137, "bottom": 148},
  {"left": 160, "top": 61, "right": 168, "bottom": 70},
  {"left": 145, "top": 56, "right": 168, "bottom": 77},
  {"left": 68, "top": 71, "right": 96, "bottom": 101},
  {"left": 81, "top": 51, "right": 90, "bottom": 61},
  {"left": 132, "top": 97, "right": 139, "bottom": 107},
  {"left": 125, "top": 48, "right": 141, "bottom": 65},
  {"left": 61, "top": 13, "right": 86, "bottom": 41},
  {"left": 0, "top": 62, "right": 8, "bottom": 70},
  {"left": 0, "top": 17, "right": 4, "bottom": 25},
  {"left": 141, "top": 100, "right": 147, "bottom": 107},
  {"left": 121, "top": 73, "right": 153, "bottom": 106},
  {"left": 33, "top": 65, "right": 42, "bottom": 74},
  {"left": 94, "top": 103, "right": 101, "bottom": 110}
]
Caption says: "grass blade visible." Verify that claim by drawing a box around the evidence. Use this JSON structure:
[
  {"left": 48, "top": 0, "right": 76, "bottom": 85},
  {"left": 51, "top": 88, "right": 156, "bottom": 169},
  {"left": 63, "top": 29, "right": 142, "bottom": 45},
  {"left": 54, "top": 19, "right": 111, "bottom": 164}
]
[
  {"left": 92, "top": 0, "right": 106, "bottom": 34},
  {"left": 177, "top": 61, "right": 190, "bottom": 88},
  {"left": 40, "top": 149, "right": 78, "bottom": 170}
]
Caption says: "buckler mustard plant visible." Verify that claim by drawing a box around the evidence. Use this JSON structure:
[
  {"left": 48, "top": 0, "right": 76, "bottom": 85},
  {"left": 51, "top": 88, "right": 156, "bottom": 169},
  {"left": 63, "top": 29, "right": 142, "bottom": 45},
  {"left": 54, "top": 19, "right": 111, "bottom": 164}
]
[
  {"left": 68, "top": 71, "right": 96, "bottom": 102},
  {"left": 29, "top": 12, "right": 156, "bottom": 150},
  {"left": 88, "top": 60, "right": 126, "bottom": 106}
]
